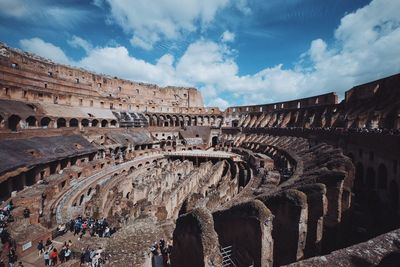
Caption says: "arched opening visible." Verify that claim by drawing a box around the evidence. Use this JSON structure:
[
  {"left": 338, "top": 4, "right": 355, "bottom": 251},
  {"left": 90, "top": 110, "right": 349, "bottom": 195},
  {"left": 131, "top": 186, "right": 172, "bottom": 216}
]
[
  {"left": 101, "top": 120, "right": 108, "bottom": 127},
  {"left": 81, "top": 119, "right": 89, "bottom": 127},
  {"left": 57, "top": 118, "right": 66, "bottom": 128},
  {"left": 354, "top": 162, "right": 364, "bottom": 193},
  {"left": 87, "top": 187, "right": 93, "bottom": 196},
  {"left": 26, "top": 116, "right": 37, "bottom": 127},
  {"left": 212, "top": 136, "right": 218, "bottom": 147},
  {"left": 366, "top": 167, "right": 376, "bottom": 190},
  {"left": 79, "top": 194, "right": 85, "bottom": 205},
  {"left": 378, "top": 164, "right": 388, "bottom": 189},
  {"left": 126, "top": 192, "right": 130, "bottom": 199},
  {"left": 8, "top": 114, "right": 21, "bottom": 131},
  {"left": 110, "top": 120, "right": 117, "bottom": 127},
  {"left": 389, "top": 180, "right": 399, "bottom": 211},
  {"left": 40, "top": 117, "right": 51, "bottom": 127},
  {"left": 26, "top": 168, "right": 36, "bottom": 186},
  {"left": 129, "top": 166, "right": 135, "bottom": 174},
  {"left": 69, "top": 118, "right": 79, "bottom": 127},
  {"left": 92, "top": 119, "right": 99, "bottom": 127},
  {"left": 49, "top": 161, "right": 58, "bottom": 175}
]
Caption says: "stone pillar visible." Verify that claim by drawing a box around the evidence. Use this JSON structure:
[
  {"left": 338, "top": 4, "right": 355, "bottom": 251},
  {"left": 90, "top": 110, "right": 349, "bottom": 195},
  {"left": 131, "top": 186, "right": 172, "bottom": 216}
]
[
  {"left": 213, "top": 200, "right": 274, "bottom": 267},
  {"left": 297, "top": 183, "right": 327, "bottom": 257},
  {"left": 259, "top": 189, "right": 308, "bottom": 266},
  {"left": 171, "top": 208, "right": 222, "bottom": 267}
]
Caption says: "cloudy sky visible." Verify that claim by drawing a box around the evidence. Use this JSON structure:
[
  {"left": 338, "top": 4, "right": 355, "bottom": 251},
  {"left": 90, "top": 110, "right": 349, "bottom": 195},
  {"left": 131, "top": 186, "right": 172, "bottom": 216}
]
[{"left": 0, "top": 0, "right": 399, "bottom": 109}]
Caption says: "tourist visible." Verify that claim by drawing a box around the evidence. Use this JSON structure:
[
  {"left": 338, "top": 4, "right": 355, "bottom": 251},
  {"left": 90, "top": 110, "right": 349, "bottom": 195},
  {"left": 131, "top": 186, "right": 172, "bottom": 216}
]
[
  {"left": 45, "top": 238, "right": 52, "bottom": 249},
  {"left": 0, "top": 260, "right": 4, "bottom": 267},
  {"left": 104, "top": 227, "right": 110, "bottom": 237},
  {"left": 7, "top": 248, "right": 17, "bottom": 267},
  {"left": 58, "top": 247, "right": 65, "bottom": 263},
  {"left": 43, "top": 251, "right": 49, "bottom": 266},
  {"left": 64, "top": 247, "right": 71, "bottom": 261},
  {"left": 80, "top": 248, "right": 85, "bottom": 266},
  {"left": 50, "top": 248, "right": 58, "bottom": 266},
  {"left": 37, "top": 240, "right": 44, "bottom": 256},
  {"left": 56, "top": 223, "right": 66, "bottom": 236}
]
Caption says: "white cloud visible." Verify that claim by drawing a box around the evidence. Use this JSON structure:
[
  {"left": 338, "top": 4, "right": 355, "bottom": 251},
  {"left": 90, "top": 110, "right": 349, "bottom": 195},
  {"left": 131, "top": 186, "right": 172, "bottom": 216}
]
[
  {"left": 17, "top": 0, "right": 400, "bottom": 109},
  {"left": 0, "top": 0, "right": 88, "bottom": 28},
  {"left": 68, "top": 35, "right": 93, "bottom": 53},
  {"left": 208, "top": 97, "right": 229, "bottom": 110},
  {"left": 105, "top": 0, "right": 229, "bottom": 49},
  {"left": 0, "top": 0, "right": 29, "bottom": 17},
  {"left": 19, "top": 38, "right": 71, "bottom": 65},
  {"left": 221, "top": 31, "right": 235, "bottom": 43}
]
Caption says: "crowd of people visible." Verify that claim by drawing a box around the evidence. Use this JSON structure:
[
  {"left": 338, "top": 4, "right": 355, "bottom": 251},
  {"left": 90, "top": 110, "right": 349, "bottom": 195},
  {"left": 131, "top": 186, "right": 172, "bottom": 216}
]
[
  {"left": 61, "top": 216, "right": 116, "bottom": 240},
  {"left": 79, "top": 246, "right": 106, "bottom": 267},
  {"left": 0, "top": 201, "right": 20, "bottom": 267},
  {"left": 37, "top": 238, "right": 72, "bottom": 266},
  {"left": 150, "top": 239, "right": 173, "bottom": 267}
]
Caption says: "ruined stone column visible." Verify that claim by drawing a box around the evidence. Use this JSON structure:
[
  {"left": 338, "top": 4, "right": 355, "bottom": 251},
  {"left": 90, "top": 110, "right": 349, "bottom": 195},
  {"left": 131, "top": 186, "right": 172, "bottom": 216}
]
[
  {"left": 213, "top": 200, "right": 274, "bottom": 267},
  {"left": 259, "top": 189, "right": 308, "bottom": 267},
  {"left": 171, "top": 208, "right": 222, "bottom": 267},
  {"left": 297, "top": 183, "right": 327, "bottom": 258}
]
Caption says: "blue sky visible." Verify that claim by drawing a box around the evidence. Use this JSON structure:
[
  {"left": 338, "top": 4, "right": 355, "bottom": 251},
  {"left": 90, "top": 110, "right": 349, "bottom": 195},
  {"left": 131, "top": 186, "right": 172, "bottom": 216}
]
[{"left": 0, "top": 0, "right": 399, "bottom": 109}]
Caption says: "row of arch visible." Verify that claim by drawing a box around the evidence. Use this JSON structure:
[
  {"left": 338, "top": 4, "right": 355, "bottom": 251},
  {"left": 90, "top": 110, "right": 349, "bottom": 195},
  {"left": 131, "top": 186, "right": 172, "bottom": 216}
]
[
  {"left": 0, "top": 114, "right": 118, "bottom": 131},
  {"left": 354, "top": 161, "right": 399, "bottom": 210},
  {"left": 233, "top": 105, "right": 399, "bottom": 130},
  {"left": 145, "top": 113, "right": 224, "bottom": 127}
]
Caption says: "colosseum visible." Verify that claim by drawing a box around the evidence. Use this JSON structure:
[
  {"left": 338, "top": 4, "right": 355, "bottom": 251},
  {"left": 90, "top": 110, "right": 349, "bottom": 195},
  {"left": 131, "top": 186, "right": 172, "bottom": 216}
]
[{"left": 0, "top": 42, "right": 399, "bottom": 267}]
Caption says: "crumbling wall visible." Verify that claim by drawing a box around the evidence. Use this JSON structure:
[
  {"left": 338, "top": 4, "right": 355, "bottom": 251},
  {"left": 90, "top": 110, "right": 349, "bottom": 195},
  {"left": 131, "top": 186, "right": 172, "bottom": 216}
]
[{"left": 171, "top": 208, "right": 222, "bottom": 267}]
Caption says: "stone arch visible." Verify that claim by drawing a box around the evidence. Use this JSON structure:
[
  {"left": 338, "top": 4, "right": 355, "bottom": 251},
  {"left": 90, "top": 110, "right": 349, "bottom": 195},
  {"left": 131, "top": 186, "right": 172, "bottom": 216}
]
[
  {"left": 101, "top": 120, "right": 108, "bottom": 127},
  {"left": 210, "top": 116, "right": 216, "bottom": 126},
  {"left": 184, "top": 115, "right": 191, "bottom": 126},
  {"left": 378, "top": 163, "right": 388, "bottom": 189},
  {"left": 197, "top": 116, "right": 203, "bottom": 126},
  {"left": 81, "top": 119, "right": 89, "bottom": 127},
  {"left": 26, "top": 116, "right": 37, "bottom": 127},
  {"left": 110, "top": 120, "right": 117, "bottom": 127},
  {"left": 129, "top": 166, "right": 135, "bottom": 174},
  {"left": 40, "top": 117, "right": 51, "bottom": 127},
  {"left": 57, "top": 118, "right": 67, "bottom": 128},
  {"left": 91, "top": 119, "right": 99, "bottom": 127},
  {"left": 69, "top": 118, "right": 79, "bottom": 127},
  {"left": 79, "top": 194, "right": 85, "bottom": 205},
  {"left": 354, "top": 162, "right": 364, "bottom": 192},
  {"left": 204, "top": 116, "right": 209, "bottom": 125},
  {"left": 144, "top": 114, "right": 150, "bottom": 125},
  {"left": 152, "top": 115, "right": 158, "bottom": 126},
  {"left": 172, "top": 115, "right": 179, "bottom": 127},
  {"left": 8, "top": 114, "right": 21, "bottom": 131},
  {"left": 159, "top": 115, "right": 165, "bottom": 127},
  {"left": 87, "top": 187, "right": 93, "bottom": 196},
  {"left": 166, "top": 115, "right": 172, "bottom": 127},
  {"left": 212, "top": 136, "right": 218, "bottom": 147},
  {"left": 178, "top": 116, "right": 184, "bottom": 127},
  {"left": 366, "top": 167, "right": 376, "bottom": 190}
]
